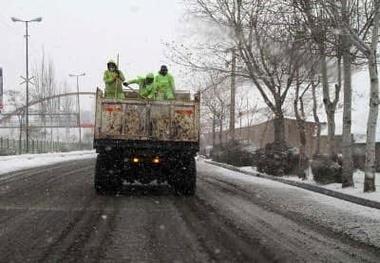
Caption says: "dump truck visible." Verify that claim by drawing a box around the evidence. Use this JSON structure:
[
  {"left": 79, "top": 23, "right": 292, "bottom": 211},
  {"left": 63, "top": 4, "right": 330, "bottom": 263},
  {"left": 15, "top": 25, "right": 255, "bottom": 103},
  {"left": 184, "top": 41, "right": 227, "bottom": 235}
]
[{"left": 93, "top": 87, "right": 200, "bottom": 195}]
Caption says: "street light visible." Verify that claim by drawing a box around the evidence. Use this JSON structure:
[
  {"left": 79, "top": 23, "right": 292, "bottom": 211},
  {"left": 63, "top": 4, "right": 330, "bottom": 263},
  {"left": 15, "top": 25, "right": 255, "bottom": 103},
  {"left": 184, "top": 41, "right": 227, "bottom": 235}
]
[
  {"left": 11, "top": 16, "right": 42, "bottom": 153},
  {"left": 69, "top": 73, "right": 86, "bottom": 149}
]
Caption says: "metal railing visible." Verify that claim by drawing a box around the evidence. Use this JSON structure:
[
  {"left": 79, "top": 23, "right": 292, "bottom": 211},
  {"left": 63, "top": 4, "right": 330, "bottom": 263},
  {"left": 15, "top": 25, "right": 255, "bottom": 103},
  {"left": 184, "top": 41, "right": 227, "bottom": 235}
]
[{"left": 0, "top": 137, "right": 92, "bottom": 156}]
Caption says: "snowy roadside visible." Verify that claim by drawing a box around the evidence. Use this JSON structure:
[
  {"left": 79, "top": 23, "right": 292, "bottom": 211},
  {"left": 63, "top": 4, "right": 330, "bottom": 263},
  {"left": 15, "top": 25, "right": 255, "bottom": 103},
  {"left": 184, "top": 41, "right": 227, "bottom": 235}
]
[
  {"left": 201, "top": 157, "right": 380, "bottom": 208},
  {"left": 240, "top": 166, "right": 380, "bottom": 202},
  {"left": 279, "top": 169, "right": 380, "bottom": 202},
  {"left": 0, "top": 150, "right": 97, "bottom": 175},
  {"left": 239, "top": 165, "right": 380, "bottom": 204}
]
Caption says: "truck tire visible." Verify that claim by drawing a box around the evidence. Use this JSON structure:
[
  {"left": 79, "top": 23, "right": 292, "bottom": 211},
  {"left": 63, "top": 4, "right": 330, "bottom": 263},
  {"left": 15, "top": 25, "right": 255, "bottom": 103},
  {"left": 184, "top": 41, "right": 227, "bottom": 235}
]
[
  {"left": 94, "top": 154, "right": 117, "bottom": 194},
  {"left": 172, "top": 156, "right": 196, "bottom": 196}
]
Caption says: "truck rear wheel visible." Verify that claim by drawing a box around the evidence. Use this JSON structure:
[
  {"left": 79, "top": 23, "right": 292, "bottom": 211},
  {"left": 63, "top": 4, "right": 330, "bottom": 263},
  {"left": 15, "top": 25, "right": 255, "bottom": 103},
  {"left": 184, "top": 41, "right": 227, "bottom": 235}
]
[
  {"left": 171, "top": 156, "right": 196, "bottom": 196},
  {"left": 94, "top": 154, "right": 118, "bottom": 194}
]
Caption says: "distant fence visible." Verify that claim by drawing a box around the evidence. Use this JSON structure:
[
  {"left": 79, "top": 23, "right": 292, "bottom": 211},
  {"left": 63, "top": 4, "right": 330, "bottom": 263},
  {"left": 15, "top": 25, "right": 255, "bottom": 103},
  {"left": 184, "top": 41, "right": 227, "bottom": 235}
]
[{"left": 0, "top": 137, "right": 93, "bottom": 156}]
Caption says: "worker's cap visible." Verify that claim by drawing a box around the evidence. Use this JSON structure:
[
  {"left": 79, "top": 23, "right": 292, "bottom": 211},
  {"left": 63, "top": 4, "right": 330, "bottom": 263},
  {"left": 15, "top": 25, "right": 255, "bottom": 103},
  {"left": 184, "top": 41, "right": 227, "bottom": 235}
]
[{"left": 160, "top": 65, "right": 168, "bottom": 71}]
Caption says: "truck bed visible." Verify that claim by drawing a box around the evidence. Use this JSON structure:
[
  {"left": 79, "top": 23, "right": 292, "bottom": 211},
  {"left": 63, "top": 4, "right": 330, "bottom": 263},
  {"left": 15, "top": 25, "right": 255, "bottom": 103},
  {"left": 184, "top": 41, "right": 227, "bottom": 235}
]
[{"left": 93, "top": 88, "right": 200, "bottom": 147}]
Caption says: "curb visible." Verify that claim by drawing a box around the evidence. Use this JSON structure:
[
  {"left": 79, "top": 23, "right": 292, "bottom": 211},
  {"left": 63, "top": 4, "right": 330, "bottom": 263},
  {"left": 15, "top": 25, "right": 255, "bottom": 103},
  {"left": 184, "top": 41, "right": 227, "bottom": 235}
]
[{"left": 204, "top": 160, "right": 380, "bottom": 210}]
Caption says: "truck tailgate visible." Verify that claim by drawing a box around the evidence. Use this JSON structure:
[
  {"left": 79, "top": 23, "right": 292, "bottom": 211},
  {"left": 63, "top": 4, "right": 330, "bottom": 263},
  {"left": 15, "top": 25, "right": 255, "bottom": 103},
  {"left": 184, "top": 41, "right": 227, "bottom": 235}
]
[{"left": 94, "top": 92, "right": 200, "bottom": 142}]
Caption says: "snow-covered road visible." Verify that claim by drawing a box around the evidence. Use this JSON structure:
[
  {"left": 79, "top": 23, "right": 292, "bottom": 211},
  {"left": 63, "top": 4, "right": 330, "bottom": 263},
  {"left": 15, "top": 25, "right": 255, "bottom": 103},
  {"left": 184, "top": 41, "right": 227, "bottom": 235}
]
[
  {"left": 1, "top": 155, "right": 380, "bottom": 262},
  {"left": 198, "top": 161, "right": 380, "bottom": 249}
]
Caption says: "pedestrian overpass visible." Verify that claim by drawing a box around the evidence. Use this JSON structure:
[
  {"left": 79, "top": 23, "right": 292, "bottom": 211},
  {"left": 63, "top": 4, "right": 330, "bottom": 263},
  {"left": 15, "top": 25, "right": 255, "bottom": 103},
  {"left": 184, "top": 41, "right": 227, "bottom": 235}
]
[{"left": 0, "top": 92, "right": 96, "bottom": 129}]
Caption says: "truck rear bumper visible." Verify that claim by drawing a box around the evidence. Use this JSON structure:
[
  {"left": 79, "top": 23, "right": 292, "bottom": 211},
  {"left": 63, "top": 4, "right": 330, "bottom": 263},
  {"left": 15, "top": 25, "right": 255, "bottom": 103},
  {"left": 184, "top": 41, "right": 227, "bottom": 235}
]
[{"left": 94, "top": 139, "right": 199, "bottom": 154}]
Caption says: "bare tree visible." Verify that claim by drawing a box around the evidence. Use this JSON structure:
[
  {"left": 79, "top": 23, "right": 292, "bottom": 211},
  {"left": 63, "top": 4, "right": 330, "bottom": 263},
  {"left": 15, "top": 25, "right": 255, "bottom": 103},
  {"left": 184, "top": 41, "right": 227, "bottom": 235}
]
[
  {"left": 60, "top": 81, "right": 76, "bottom": 142},
  {"left": 202, "top": 79, "right": 230, "bottom": 145},
  {"left": 169, "top": 0, "right": 306, "bottom": 149},
  {"left": 302, "top": 0, "right": 377, "bottom": 190},
  {"left": 282, "top": 7, "right": 323, "bottom": 176},
  {"left": 235, "top": 86, "right": 258, "bottom": 139},
  {"left": 184, "top": 70, "right": 230, "bottom": 147},
  {"left": 5, "top": 90, "right": 25, "bottom": 153},
  {"left": 293, "top": 0, "right": 374, "bottom": 187},
  {"left": 31, "top": 52, "right": 59, "bottom": 142},
  {"left": 339, "top": 0, "right": 380, "bottom": 192},
  {"left": 293, "top": 0, "right": 342, "bottom": 159},
  {"left": 341, "top": 0, "right": 355, "bottom": 187},
  {"left": 291, "top": 54, "right": 322, "bottom": 176}
]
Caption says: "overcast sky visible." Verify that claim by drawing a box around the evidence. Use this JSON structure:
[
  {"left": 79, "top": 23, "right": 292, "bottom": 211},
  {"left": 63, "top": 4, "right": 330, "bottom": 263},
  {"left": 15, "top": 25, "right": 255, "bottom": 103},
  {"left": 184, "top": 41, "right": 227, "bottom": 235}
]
[
  {"left": 2, "top": 0, "right": 380, "bottom": 143},
  {"left": 0, "top": 0, "right": 188, "bottom": 110}
]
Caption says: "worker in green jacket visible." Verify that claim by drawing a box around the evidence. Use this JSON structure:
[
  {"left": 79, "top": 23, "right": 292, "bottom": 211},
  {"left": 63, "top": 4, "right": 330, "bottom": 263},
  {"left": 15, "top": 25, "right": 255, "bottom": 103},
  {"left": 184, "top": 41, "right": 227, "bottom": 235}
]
[
  {"left": 103, "top": 60, "right": 126, "bottom": 99},
  {"left": 123, "top": 73, "right": 155, "bottom": 98},
  {"left": 154, "top": 65, "right": 175, "bottom": 100}
]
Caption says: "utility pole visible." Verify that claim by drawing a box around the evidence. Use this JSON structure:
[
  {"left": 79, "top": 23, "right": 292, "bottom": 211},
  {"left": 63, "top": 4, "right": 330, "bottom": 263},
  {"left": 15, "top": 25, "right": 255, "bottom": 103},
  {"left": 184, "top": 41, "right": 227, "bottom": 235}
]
[
  {"left": 229, "top": 0, "right": 242, "bottom": 142},
  {"left": 229, "top": 48, "right": 236, "bottom": 141},
  {"left": 11, "top": 16, "right": 42, "bottom": 153},
  {"left": 69, "top": 73, "right": 85, "bottom": 149}
]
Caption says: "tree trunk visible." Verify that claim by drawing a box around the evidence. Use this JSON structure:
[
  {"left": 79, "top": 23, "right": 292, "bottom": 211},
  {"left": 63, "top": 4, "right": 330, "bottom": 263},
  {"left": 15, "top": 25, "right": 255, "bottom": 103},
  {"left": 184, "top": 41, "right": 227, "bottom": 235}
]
[
  {"left": 298, "top": 96, "right": 307, "bottom": 163},
  {"left": 364, "top": 0, "right": 380, "bottom": 193},
  {"left": 312, "top": 84, "right": 321, "bottom": 155},
  {"left": 219, "top": 118, "right": 223, "bottom": 145},
  {"left": 260, "top": 121, "right": 269, "bottom": 148},
  {"left": 212, "top": 113, "right": 216, "bottom": 147},
  {"left": 342, "top": 54, "right": 354, "bottom": 187},
  {"left": 294, "top": 73, "right": 307, "bottom": 178},
  {"left": 325, "top": 106, "right": 336, "bottom": 158},
  {"left": 341, "top": 1, "right": 354, "bottom": 188},
  {"left": 364, "top": 50, "right": 379, "bottom": 192},
  {"left": 273, "top": 113, "right": 286, "bottom": 147},
  {"left": 321, "top": 52, "right": 337, "bottom": 158}
]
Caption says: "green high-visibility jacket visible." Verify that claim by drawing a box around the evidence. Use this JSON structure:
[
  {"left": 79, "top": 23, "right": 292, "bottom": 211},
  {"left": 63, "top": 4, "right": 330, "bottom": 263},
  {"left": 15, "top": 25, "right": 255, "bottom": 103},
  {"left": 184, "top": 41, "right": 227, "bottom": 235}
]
[
  {"left": 103, "top": 65, "right": 125, "bottom": 99},
  {"left": 127, "top": 76, "right": 145, "bottom": 93},
  {"left": 154, "top": 73, "right": 175, "bottom": 100},
  {"left": 128, "top": 75, "right": 157, "bottom": 99}
]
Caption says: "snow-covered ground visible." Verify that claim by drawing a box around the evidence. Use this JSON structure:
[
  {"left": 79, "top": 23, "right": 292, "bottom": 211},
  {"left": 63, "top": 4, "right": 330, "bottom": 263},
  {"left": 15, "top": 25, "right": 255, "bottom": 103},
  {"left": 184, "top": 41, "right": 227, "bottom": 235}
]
[
  {"left": 0, "top": 150, "right": 97, "bottom": 175},
  {"left": 241, "top": 166, "right": 380, "bottom": 203}
]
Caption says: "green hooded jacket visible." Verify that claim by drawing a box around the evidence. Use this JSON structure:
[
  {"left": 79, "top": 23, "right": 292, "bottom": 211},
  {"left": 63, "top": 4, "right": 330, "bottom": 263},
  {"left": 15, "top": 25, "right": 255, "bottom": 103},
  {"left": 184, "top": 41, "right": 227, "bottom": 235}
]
[
  {"left": 154, "top": 72, "right": 175, "bottom": 100},
  {"left": 127, "top": 73, "right": 156, "bottom": 99},
  {"left": 103, "top": 59, "right": 125, "bottom": 99}
]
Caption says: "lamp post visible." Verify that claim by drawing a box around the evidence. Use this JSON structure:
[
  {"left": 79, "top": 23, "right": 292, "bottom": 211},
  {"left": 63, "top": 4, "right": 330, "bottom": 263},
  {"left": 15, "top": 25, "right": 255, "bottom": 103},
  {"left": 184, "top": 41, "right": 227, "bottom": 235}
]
[
  {"left": 69, "top": 73, "right": 85, "bottom": 148},
  {"left": 12, "top": 16, "right": 42, "bottom": 153}
]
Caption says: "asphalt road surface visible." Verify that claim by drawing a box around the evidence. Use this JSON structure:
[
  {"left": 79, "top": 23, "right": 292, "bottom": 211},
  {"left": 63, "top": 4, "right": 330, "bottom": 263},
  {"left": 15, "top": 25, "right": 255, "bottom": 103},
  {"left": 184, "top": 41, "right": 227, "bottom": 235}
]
[{"left": 1, "top": 158, "right": 380, "bottom": 262}]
